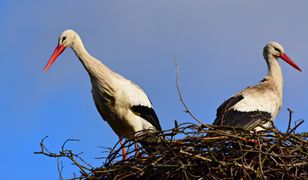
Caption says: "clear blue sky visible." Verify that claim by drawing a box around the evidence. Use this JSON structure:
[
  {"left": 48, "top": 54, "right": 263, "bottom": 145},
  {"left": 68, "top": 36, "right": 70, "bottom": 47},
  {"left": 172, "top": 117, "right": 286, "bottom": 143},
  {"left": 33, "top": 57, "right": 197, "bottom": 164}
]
[{"left": 1, "top": 1, "right": 307, "bottom": 179}]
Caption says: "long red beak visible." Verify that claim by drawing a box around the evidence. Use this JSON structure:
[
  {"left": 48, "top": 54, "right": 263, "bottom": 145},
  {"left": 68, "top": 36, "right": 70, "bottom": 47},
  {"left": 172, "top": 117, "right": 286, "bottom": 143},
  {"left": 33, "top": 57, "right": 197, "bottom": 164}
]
[
  {"left": 280, "top": 53, "right": 302, "bottom": 72},
  {"left": 43, "top": 44, "right": 65, "bottom": 73}
]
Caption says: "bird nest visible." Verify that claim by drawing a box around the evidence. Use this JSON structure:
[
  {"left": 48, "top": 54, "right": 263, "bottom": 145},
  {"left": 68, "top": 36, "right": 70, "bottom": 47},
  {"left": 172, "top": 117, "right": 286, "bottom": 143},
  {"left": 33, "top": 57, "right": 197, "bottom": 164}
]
[{"left": 36, "top": 120, "right": 308, "bottom": 180}]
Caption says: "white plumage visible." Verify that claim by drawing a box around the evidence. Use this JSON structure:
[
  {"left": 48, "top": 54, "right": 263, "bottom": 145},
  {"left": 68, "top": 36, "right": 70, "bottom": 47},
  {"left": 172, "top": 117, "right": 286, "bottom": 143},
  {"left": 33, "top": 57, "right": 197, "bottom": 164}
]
[{"left": 44, "top": 30, "right": 162, "bottom": 152}]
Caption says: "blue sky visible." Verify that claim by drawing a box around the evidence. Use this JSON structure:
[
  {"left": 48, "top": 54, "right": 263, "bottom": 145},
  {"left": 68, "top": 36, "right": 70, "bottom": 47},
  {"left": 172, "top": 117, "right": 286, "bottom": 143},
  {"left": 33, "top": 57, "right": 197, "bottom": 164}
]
[{"left": 1, "top": 1, "right": 307, "bottom": 179}]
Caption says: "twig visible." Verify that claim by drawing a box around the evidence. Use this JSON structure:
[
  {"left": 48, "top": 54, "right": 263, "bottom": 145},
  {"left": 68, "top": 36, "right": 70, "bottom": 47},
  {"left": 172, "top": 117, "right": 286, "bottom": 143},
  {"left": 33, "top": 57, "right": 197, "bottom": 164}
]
[
  {"left": 174, "top": 61, "right": 210, "bottom": 128},
  {"left": 288, "top": 119, "right": 304, "bottom": 135},
  {"left": 61, "top": 139, "right": 79, "bottom": 152},
  {"left": 286, "top": 108, "right": 294, "bottom": 133},
  {"left": 179, "top": 149, "right": 212, "bottom": 162},
  {"left": 34, "top": 137, "right": 92, "bottom": 179},
  {"left": 57, "top": 158, "right": 64, "bottom": 180}
]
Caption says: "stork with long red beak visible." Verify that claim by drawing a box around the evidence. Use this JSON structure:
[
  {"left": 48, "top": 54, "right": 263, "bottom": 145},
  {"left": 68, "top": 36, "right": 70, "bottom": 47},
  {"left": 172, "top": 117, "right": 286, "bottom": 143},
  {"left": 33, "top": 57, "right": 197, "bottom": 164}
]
[
  {"left": 213, "top": 42, "right": 302, "bottom": 131},
  {"left": 44, "top": 29, "right": 162, "bottom": 158}
]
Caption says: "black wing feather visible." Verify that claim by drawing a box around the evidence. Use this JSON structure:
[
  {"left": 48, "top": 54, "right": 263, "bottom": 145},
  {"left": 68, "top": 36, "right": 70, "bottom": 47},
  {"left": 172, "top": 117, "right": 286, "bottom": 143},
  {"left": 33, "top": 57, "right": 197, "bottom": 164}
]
[
  {"left": 131, "top": 105, "right": 162, "bottom": 131},
  {"left": 213, "top": 95, "right": 244, "bottom": 126}
]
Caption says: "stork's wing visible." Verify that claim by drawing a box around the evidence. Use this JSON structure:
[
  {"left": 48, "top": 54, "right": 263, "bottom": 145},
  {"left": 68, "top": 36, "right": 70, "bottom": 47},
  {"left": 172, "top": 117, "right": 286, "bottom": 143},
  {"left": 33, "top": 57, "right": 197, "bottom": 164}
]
[
  {"left": 213, "top": 95, "right": 272, "bottom": 129},
  {"left": 93, "top": 99, "right": 107, "bottom": 122},
  {"left": 123, "top": 80, "right": 162, "bottom": 131},
  {"left": 131, "top": 105, "right": 162, "bottom": 131}
]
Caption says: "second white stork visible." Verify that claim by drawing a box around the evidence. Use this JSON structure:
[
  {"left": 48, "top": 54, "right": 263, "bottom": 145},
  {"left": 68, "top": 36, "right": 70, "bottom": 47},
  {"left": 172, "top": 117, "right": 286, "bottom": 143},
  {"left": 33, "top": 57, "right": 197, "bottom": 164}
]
[
  {"left": 213, "top": 42, "right": 302, "bottom": 131},
  {"left": 43, "top": 29, "right": 162, "bottom": 157}
]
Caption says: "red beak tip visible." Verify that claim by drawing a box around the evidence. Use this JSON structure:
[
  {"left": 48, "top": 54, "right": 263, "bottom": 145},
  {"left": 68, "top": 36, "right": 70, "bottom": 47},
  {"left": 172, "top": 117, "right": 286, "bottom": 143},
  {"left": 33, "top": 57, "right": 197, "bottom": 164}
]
[{"left": 44, "top": 44, "right": 65, "bottom": 74}]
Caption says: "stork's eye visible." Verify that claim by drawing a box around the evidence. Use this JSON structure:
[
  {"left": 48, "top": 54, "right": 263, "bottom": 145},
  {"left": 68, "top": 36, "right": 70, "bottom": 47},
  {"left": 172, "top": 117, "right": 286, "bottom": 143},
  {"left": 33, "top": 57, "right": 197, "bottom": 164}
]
[
  {"left": 274, "top": 47, "right": 281, "bottom": 53},
  {"left": 62, "top": 36, "right": 67, "bottom": 42}
]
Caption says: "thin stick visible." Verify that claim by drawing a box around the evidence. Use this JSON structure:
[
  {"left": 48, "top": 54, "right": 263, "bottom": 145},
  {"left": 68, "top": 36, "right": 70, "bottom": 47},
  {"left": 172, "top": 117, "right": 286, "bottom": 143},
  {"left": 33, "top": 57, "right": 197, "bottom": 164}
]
[
  {"left": 175, "top": 61, "right": 210, "bottom": 128},
  {"left": 286, "top": 108, "right": 294, "bottom": 133},
  {"left": 57, "top": 158, "right": 64, "bottom": 180},
  {"left": 289, "top": 119, "right": 304, "bottom": 135}
]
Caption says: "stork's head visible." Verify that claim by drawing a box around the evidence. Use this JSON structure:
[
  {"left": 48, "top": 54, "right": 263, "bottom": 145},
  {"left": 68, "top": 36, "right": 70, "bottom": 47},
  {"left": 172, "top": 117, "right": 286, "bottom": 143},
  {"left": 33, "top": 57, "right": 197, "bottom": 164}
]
[
  {"left": 58, "top": 29, "right": 77, "bottom": 48},
  {"left": 263, "top": 42, "right": 302, "bottom": 72},
  {"left": 43, "top": 29, "right": 78, "bottom": 72}
]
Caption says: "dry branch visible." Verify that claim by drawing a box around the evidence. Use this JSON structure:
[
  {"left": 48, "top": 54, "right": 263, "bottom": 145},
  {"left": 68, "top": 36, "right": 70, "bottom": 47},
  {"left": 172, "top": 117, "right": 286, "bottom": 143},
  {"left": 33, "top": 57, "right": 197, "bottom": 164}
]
[{"left": 174, "top": 61, "right": 210, "bottom": 128}]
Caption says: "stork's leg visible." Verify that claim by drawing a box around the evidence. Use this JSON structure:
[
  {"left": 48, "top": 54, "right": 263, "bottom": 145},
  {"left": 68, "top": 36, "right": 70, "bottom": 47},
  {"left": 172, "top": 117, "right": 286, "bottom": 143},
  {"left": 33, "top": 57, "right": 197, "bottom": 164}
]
[{"left": 119, "top": 138, "right": 128, "bottom": 160}]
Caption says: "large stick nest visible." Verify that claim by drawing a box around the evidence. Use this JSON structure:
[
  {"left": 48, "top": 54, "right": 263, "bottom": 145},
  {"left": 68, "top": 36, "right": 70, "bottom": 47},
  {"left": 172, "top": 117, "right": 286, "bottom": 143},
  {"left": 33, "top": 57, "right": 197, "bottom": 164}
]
[{"left": 87, "top": 122, "right": 307, "bottom": 180}]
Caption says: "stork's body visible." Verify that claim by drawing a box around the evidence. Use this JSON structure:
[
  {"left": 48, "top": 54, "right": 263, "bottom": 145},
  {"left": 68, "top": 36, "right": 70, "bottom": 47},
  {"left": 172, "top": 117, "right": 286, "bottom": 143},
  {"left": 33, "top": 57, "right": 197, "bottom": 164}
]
[
  {"left": 89, "top": 65, "right": 162, "bottom": 138},
  {"left": 44, "top": 30, "right": 161, "bottom": 154},
  {"left": 213, "top": 42, "right": 301, "bottom": 131}
]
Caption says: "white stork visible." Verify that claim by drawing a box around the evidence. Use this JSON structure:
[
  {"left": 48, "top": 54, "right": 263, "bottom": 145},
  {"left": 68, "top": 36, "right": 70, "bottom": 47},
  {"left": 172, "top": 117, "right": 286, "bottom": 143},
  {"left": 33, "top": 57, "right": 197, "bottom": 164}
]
[
  {"left": 44, "top": 29, "right": 162, "bottom": 158},
  {"left": 213, "top": 42, "right": 302, "bottom": 131}
]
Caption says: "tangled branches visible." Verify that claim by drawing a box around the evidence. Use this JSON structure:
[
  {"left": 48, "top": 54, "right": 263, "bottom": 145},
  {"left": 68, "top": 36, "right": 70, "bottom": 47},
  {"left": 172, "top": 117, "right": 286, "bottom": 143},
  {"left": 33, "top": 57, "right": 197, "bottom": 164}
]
[
  {"left": 35, "top": 119, "right": 308, "bottom": 180},
  {"left": 34, "top": 137, "right": 94, "bottom": 179},
  {"left": 91, "top": 122, "right": 308, "bottom": 179}
]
